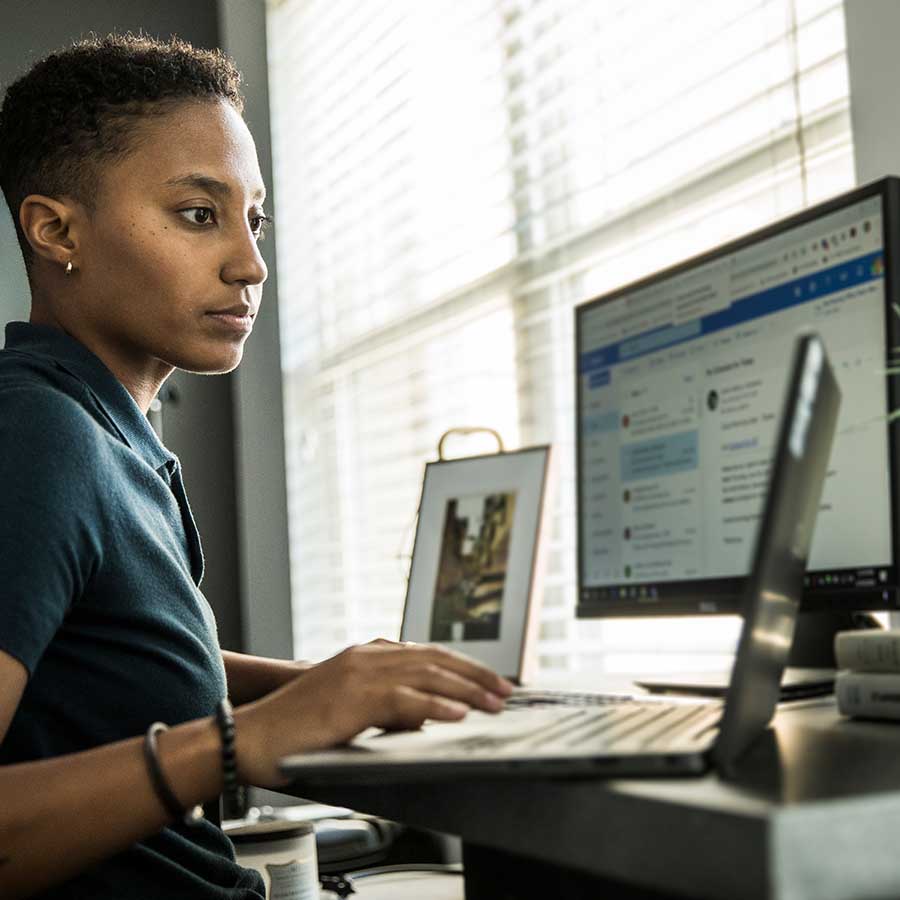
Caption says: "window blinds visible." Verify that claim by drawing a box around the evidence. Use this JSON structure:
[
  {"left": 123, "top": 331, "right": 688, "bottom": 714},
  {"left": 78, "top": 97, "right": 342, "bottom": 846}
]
[{"left": 266, "top": 0, "right": 854, "bottom": 672}]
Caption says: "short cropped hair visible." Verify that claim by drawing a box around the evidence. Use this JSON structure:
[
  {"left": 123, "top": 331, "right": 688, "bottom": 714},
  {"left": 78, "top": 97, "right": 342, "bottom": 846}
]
[{"left": 0, "top": 33, "right": 244, "bottom": 266}]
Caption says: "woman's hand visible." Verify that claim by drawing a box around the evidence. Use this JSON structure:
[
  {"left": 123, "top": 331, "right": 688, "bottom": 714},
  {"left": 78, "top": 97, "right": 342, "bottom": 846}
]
[{"left": 233, "top": 641, "right": 513, "bottom": 786}]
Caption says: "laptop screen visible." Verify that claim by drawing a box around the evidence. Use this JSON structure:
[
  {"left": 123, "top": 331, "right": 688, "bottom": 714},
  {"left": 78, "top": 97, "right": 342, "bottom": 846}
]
[{"left": 714, "top": 334, "right": 841, "bottom": 768}]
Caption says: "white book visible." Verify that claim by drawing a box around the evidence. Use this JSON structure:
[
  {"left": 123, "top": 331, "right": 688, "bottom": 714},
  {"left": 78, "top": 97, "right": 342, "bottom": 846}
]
[
  {"left": 833, "top": 630, "right": 900, "bottom": 673},
  {"left": 835, "top": 671, "right": 900, "bottom": 721}
]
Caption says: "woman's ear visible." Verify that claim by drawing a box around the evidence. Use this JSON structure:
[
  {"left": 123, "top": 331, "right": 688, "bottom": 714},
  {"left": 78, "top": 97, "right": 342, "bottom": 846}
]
[{"left": 18, "top": 194, "right": 81, "bottom": 269}]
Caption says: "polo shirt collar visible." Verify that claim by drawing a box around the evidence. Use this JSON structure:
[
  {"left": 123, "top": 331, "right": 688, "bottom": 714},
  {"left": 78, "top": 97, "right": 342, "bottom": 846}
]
[{"left": 4, "top": 321, "right": 176, "bottom": 473}]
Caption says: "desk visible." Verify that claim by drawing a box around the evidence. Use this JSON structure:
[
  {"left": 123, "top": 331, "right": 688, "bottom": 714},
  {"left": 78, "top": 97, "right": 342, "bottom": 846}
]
[{"left": 283, "top": 699, "right": 900, "bottom": 900}]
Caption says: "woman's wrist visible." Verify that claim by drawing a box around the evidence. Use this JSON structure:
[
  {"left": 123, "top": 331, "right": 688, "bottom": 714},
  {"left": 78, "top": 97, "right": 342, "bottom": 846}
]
[
  {"left": 221, "top": 651, "right": 311, "bottom": 706},
  {"left": 153, "top": 715, "right": 228, "bottom": 814},
  {"left": 232, "top": 700, "right": 287, "bottom": 788},
  {"left": 144, "top": 722, "right": 205, "bottom": 825}
]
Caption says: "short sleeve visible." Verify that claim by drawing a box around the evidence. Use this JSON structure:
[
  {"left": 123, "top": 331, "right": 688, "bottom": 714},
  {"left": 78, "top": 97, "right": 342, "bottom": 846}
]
[{"left": 0, "top": 383, "right": 105, "bottom": 675}]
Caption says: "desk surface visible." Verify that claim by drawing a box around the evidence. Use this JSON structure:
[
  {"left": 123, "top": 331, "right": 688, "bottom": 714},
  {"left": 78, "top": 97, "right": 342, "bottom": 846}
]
[{"left": 284, "top": 698, "right": 900, "bottom": 900}]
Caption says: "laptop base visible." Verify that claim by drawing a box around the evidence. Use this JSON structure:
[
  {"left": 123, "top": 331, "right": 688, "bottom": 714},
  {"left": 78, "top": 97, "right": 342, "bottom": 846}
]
[{"left": 636, "top": 666, "right": 835, "bottom": 701}]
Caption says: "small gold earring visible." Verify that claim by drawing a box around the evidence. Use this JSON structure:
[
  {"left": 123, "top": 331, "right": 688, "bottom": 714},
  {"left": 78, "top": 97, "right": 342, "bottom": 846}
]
[{"left": 64, "top": 260, "right": 74, "bottom": 276}]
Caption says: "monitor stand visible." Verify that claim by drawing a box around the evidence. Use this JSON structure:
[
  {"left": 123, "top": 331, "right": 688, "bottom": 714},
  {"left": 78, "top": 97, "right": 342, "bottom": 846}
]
[
  {"left": 636, "top": 610, "right": 883, "bottom": 700},
  {"left": 787, "top": 609, "right": 882, "bottom": 668}
]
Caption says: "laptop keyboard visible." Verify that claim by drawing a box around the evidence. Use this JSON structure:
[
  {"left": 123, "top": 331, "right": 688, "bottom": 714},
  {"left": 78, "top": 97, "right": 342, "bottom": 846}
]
[
  {"left": 459, "top": 698, "right": 721, "bottom": 753},
  {"left": 507, "top": 688, "right": 636, "bottom": 709}
]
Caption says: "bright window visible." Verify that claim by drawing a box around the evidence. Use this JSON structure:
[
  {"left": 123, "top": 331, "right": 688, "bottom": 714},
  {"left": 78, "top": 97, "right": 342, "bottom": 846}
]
[{"left": 266, "top": 0, "right": 854, "bottom": 674}]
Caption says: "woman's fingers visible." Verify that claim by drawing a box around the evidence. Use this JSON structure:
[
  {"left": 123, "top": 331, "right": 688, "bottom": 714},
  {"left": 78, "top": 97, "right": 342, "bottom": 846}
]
[
  {"left": 378, "top": 685, "right": 470, "bottom": 731},
  {"left": 400, "top": 644, "right": 514, "bottom": 698},
  {"left": 405, "top": 663, "right": 506, "bottom": 713},
  {"left": 343, "top": 641, "right": 513, "bottom": 701}
]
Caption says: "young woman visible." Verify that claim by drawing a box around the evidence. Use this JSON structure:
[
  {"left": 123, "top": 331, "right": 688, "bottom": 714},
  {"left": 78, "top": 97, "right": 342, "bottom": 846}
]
[{"left": 0, "top": 34, "right": 511, "bottom": 899}]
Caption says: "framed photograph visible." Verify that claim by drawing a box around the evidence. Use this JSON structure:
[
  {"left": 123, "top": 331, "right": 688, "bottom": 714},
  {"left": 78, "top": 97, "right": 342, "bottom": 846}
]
[{"left": 400, "top": 445, "right": 553, "bottom": 682}]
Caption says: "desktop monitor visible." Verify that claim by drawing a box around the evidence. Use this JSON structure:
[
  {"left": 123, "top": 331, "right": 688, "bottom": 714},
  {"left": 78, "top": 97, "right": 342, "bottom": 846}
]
[{"left": 575, "top": 177, "right": 900, "bottom": 665}]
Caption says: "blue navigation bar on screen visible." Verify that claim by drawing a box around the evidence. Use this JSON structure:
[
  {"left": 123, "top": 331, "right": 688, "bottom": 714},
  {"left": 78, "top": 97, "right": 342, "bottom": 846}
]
[
  {"left": 619, "top": 320, "right": 701, "bottom": 360},
  {"left": 580, "top": 251, "right": 883, "bottom": 375}
]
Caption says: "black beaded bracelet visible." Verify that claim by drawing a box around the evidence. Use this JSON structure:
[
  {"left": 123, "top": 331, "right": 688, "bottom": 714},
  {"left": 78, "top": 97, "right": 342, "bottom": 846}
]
[
  {"left": 215, "top": 698, "right": 243, "bottom": 812},
  {"left": 143, "top": 722, "right": 204, "bottom": 827}
]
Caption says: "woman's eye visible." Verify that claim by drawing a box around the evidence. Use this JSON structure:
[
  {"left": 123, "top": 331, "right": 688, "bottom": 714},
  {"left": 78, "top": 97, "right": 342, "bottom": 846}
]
[
  {"left": 250, "top": 214, "right": 273, "bottom": 240},
  {"left": 180, "top": 207, "right": 215, "bottom": 225}
]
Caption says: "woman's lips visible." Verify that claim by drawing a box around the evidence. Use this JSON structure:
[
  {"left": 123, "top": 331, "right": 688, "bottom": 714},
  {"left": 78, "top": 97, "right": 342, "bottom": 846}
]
[{"left": 206, "top": 311, "right": 254, "bottom": 332}]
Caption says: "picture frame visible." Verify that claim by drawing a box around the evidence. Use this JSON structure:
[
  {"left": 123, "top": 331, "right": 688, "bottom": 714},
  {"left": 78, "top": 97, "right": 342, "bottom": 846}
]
[{"left": 400, "top": 445, "right": 554, "bottom": 683}]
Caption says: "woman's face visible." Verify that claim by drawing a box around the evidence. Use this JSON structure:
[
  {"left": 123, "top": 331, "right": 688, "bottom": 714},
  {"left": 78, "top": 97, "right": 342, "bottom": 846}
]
[{"left": 71, "top": 99, "right": 268, "bottom": 378}]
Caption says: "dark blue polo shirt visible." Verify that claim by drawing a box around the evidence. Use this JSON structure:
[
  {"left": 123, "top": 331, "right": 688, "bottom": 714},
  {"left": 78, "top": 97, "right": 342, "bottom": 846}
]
[{"left": 0, "top": 322, "right": 264, "bottom": 899}]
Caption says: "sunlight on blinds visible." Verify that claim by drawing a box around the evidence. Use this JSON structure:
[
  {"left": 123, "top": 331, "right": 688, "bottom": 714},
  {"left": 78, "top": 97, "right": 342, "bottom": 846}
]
[{"left": 266, "top": 0, "right": 854, "bottom": 672}]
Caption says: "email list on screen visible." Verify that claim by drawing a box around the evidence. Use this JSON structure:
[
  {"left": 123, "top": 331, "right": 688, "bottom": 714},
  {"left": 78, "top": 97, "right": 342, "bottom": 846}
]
[{"left": 578, "top": 195, "right": 890, "bottom": 602}]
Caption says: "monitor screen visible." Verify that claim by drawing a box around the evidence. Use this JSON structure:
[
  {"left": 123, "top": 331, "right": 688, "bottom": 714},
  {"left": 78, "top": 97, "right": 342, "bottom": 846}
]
[{"left": 576, "top": 178, "right": 900, "bottom": 617}]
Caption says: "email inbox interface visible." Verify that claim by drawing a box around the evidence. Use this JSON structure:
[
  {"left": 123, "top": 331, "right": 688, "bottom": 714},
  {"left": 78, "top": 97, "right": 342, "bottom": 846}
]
[{"left": 579, "top": 198, "right": 890, "bottom": 595}]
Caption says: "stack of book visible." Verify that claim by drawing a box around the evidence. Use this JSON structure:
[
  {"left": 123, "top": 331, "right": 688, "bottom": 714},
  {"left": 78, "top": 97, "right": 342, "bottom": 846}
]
[{"left": 835, "top": 629, "right": 900, "bottom": 720}]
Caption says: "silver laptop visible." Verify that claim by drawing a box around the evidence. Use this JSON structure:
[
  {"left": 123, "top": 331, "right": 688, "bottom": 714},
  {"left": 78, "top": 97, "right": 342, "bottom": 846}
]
[{"left": 280, "top": 333, "right": 840, "bottom": 783}]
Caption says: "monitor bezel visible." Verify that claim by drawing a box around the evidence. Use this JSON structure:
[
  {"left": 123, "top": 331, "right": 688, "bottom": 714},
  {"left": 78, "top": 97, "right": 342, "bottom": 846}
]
[{"left": 575, "top": 176, "right": 900, "bottom": 618}]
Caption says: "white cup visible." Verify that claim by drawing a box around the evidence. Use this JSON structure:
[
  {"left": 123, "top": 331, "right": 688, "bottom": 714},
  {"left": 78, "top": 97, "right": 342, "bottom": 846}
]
[{"left": 228, "top": 819, "right": 319, "bottom": 900}]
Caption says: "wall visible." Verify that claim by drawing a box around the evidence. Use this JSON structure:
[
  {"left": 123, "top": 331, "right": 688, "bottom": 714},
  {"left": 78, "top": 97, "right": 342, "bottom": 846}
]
[
  {"left": 844, "top": 0, "right": 900, "bottom": 184},
  {"left": 844, "top": 0, "right": 900, "bottom": 628},
  {"left": 217, "top": 0, "right": 293, "bottom": 661}
]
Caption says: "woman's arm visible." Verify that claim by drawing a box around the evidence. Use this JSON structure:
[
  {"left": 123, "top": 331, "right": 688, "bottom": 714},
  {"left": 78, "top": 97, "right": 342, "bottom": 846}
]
[
  {"left": 221, "top": 639, "right": 418, "bottom": 705},
  {"left": 0, "top": 642, "right": 512, "bottom": 899},
  {"left": 221, "top": 649, "right": 312, "bottom": 705},
  {"left": 0, "top": 648, "right": 223, "bottom": 900}
]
